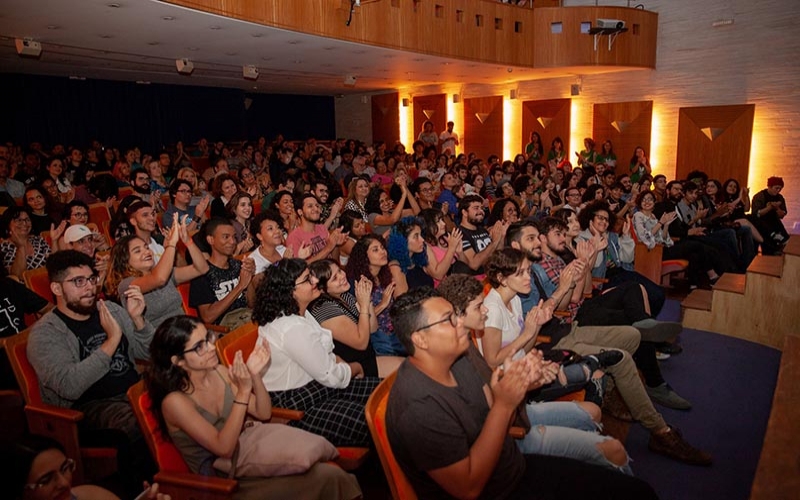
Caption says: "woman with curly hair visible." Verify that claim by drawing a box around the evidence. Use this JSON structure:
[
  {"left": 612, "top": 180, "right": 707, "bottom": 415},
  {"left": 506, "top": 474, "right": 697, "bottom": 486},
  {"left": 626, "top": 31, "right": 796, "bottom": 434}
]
[
  {"left": 105, "top": 215, "right": 207, "bottom": 329},
  {"left": 345, "top": 235, "right": 406, "bottom": 356},
  {"left": 418, "top": 208, "right": 462, "bottom": 286},
  {"left": 337, "top": 210, "right": 366, "bottom": 267},
  {"left": 225, "top": 191, "right": 254, "bottom": 255},
  {"left": 386, "top": 216, "right": 432, "bottom": 289},
  {"left": 268, "top": 190, "right": 297, "bottom": 233},
  {"left": 487, "top": 198, "right": 521, "bottom": 226},
  {"left": 209, "top": 173, "right": 239, "bottom": 219},
  {"left": 364, "top": 184, "right": 408, "bottom": 239},
  {"left": 145, "top": 315, "right": 361, "bottom": 499},
  {"left": 252, "top": 259, "right": 381, "bottom": 447}
]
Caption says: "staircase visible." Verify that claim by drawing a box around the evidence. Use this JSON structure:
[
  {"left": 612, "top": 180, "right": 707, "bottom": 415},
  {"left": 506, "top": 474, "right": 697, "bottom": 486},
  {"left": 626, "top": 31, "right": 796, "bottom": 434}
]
[{"left": 681, "top": 237, "right": 800, "bottom": 350}]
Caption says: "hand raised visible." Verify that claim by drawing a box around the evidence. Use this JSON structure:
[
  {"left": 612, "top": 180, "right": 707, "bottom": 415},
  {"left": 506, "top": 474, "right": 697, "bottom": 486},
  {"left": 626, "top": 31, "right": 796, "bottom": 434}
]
[
  {"left": 355, "top": 276, "right": 373, "bottom": 308},
  {"left": 123, "top": 285, "right": 146, "bottom": 320},
  {"left": 490, "top": 357, "right": 530, "bottom": 410},
  {"left": 229, "top": 350, "right": 253, "bottom": 396},
  {"left": 245, "top": 339, "right": 271, "bottom": 377},
  {"left": 98, "top": 299, "right": 123, "bottom": 343},
  {"left": 239, "top": 257, "right": 255, "bottom": 287},
  {"left": 447, "top": 228, "right": 463, "bottom": 250}
]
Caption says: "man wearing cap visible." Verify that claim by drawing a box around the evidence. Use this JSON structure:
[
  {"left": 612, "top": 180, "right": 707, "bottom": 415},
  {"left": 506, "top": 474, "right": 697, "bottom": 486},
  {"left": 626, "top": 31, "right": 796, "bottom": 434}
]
[
  {"left": 64, "top": 224, "right": 110, "bottom": 292},
  {"left": 752, "top": 176, "right": 790, "bottom": 249},
  {"left": 126, "top": 200, "right": 165, "bottom": 264}
]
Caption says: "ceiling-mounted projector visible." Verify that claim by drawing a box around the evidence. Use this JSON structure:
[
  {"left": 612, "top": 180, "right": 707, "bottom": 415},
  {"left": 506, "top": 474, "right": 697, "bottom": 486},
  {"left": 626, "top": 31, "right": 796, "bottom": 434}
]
[
  {"left": 15, "top": 38, "right": 42, "bottom": 58},
  {"left": 596, "top": 19, "right": 626, "bottom": 30}
]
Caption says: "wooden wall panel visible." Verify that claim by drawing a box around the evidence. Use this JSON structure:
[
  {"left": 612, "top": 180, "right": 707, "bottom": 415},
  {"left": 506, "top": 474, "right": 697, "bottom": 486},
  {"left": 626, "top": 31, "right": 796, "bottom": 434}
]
[
  {"left": 533, "top": 7, "right": 657, "bottom": 69},
  {"left": 464, "top": 96, "right": 504, "bottom": 161},
  {"left": 166, "top": 1, "right": 656, "bottom": 70},
  {"left": 413, "top": 94, "right": 447, "bottom": 144},
  {"left": 592, "top": 101, "right": 652, "bottom": 175},
  {"left": 675, "top": 104, "right": 755, "bottom": 183},
  {"left": 371, "top": 92, "right": 399, "bottom": 146},
  {"left": 521, "top": 98, "right": 571, "bottom": 161}
]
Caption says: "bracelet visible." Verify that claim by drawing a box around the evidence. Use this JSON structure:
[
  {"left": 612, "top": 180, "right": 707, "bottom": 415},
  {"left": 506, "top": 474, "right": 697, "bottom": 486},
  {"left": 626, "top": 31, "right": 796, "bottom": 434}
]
[
  {"left": 233, "top": 400, "right": 248, "bottom": 406},
  {"left": 166, "top": 245, "right": 176, "bottom": 249}
]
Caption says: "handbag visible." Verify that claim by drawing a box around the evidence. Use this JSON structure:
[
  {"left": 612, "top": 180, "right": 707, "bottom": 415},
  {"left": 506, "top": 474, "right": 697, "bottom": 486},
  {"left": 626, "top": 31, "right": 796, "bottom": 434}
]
[{"left": 213, "top": 421, "right": 339, "bottom": 478}]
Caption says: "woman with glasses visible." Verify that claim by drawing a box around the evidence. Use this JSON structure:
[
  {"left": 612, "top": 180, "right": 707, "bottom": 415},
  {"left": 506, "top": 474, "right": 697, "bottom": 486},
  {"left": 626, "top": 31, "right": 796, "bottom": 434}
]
[
  {"left": 0, "top": 206, "right": 51, "bottom": 277},
  {"left": 145, "top": 316, "right": 361, "bottom": 500},
  {"left": 252, "top": 259, "right": 381, "bottom": 447},
  {"left": 105, "top": 215, "right": 208, "bottom": 329},
  {"left": 8, "top": 434, "right": 169, "bottom": 500}
]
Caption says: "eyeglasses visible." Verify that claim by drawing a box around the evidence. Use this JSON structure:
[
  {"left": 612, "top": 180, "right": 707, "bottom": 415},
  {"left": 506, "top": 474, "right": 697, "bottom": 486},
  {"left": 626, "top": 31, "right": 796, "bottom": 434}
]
[
  {"left": 25, "top": 458, "right": 76, "bottom": 490},
  {"left": 183, "top": 330, "right": 218, "bottom": 355},
  {"left": 176, "top": 189, "right": 192, "bottom": 194},
  {"left": 72, "top": 211, "right": 89, "bottom": 218},
  {"left": 417, "top": 311, "right": 458, "bottom": 332},
  {"left": 594, "top": 215, "right": 609, "bottom": 222},
  {"left": 60, "top": 275, "right": 99, "bottom": 288},
  {"left": 13, "top": 217, "right": 32, "bottom": 224}
]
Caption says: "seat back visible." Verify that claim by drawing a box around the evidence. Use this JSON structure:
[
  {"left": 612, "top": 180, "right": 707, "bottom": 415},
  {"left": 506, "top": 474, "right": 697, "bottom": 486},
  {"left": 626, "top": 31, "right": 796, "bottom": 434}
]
[
  {"left": 88, "top": 203, "right": 112, "bottom": 227},
  {"left": 633, "top": 242, "right": 664, "bottom": 285},
  {"left": 23, "top": 267, "right": 54, "bottom": 303},
  {"left": 215, "top": 322, "right": 259, "bottom": 366},
  {"left": 177, "top": 282, "right": 198, "bottom": 316},
  {"left": 364, "top": 372, "right": 417, "bottom": 500},
  {"left": 127, "top": 380, "right": 191, "bottom": 474},
  {"left": 4, "top": 329, "right": 42, "bottom": 406}
]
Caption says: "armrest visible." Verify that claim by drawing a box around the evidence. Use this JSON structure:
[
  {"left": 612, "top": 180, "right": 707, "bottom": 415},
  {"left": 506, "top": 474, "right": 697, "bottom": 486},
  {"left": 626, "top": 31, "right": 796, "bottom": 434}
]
[
  {"left": 509, "top": 426, "right": 526, "bottom": 439},
  {"left": 553, "top": 311, "right": 571, "bottom": 319},
  {"left": 205, "top": 323, "right": 230, "bottom": 334},
  {"left": 271, "top": 407, "right": 304, "bottom": 421},
  {"left": 25, "top": 403, "right": 84, "bottom": 422},
  {"left": 154, "top": 471, "right": 237, "bottom": 497}
]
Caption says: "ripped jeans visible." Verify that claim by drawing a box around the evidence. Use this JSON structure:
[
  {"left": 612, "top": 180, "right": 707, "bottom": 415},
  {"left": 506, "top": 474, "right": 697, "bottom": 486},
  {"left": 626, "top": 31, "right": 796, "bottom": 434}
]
[{"left": 516, "top": 401, "right": 634, "bottom": 476}]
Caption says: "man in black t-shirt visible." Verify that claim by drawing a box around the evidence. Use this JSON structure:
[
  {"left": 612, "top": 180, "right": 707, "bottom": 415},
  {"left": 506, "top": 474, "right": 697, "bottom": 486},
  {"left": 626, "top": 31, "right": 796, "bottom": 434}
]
[
  {"left": 452, "top": 194, "right": 506, "bottom": 276},
  {"left": 386, "top": 288, "right": 657, "bottom": 500},
  {"left": 189, "top": 218, "right": 254, "bottom": 329}
]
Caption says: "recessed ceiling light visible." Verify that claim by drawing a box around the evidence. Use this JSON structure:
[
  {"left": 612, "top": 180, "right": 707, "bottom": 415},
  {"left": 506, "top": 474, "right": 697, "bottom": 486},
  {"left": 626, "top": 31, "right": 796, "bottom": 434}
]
[
  {"left": 260, "top": 56, "right": 272, "bottom": 61},
  {"left": 107, "top": 3, "right": 121, "bottom": 8},
  {"left": 383, "top": 54, "right": 395, "bottom": 59},
  {"left": 209, "top": 25, "right": 221, "bottom": 30},
  {"left": 46, "top": 25, "right": 60, "bottom": 30},
  {"left": 251, "top": 33, "right": 264, "bottom": 38},
  {"left": 99, "top": 34, "right": 113, "bottom": 39},
  {"left": 147, "top": 41, "right": 159, "bottom": 46},
  {"left": 293, "top": 60, "right": 302, "bottom": 64},
  {"left": 252, "top": 86, "right": 258, "bottom": 89},
  {"left": 161, "top": 16, "right": 175, "bottom": 21},
  {"left": 187, "top": 47, "right": 199, "bottom": 51},
  {"left": 287, "top": 40, "right": 301, "bottom": 45},
  {"left": 225, "top": 52, "right": 238, "bottom": 56},
  {"left": 323, "top": 47, "right": 337, "bottom": 51}
]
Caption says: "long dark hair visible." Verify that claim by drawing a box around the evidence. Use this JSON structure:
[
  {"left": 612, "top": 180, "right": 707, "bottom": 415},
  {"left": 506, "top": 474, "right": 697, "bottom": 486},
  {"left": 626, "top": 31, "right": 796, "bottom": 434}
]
[
  {"left": 104, "top": 234, "right": 144, "bottom": 300},
  {"left": 5, "top": 434, "right": 67, "bottom": 499},
  {"left": 419, "top": 208, "right": 446, "bottom": 246},
  {"left": 252, "top": 258, "right": 308, "bottom": 324},
  {"left": 145, "top": 315, "right": 203, "bottom": 438},
  {"left": 346, "top": 235, "right": 392, "bottom": 288},
  {"left": 387, "top": 216, "right": 428, "bottom": 273}
]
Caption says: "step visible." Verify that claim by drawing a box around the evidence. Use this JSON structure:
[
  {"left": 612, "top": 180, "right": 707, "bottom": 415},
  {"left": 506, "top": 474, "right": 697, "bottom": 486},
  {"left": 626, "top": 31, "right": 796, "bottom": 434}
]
[
  {"left": 713, "top": 273, "right": 746, "bottom": 294},
  {"left": 748, "top": 255, "right": 783, "bottom": 278},
  {"left": 681, "top": 289, "right": 713, "bottom": 311},
  {"left": 783, "top": 235, "right": 800, "bottom": 257}
]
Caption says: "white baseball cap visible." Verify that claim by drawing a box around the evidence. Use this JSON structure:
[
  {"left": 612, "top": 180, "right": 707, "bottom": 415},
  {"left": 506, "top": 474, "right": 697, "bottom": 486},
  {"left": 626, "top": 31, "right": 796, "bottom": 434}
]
[{"left": 64, "top": 224, "right": 94, "bottom": 244}]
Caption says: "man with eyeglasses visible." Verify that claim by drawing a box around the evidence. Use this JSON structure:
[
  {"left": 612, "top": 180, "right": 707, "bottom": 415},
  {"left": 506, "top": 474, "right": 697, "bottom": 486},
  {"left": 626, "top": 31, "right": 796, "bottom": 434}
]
[
  {"left": 162, "top": 179, "right": 209, "bottom": 231},
  {"left": 386, "top": 287, "right": 657, "bottom": 499},
  {"left": 27, "top": 250, "right": 155, "bottom": 487},
  {"left": 563, "top": 187, "right": 583, "bottom": 214}
]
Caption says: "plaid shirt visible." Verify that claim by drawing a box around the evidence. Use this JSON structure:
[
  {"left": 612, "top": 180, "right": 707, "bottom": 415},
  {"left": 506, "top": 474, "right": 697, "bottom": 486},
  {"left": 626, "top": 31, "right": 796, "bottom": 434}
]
[{"left": 539, "top": 253, "right": 583, "bottom": 322}]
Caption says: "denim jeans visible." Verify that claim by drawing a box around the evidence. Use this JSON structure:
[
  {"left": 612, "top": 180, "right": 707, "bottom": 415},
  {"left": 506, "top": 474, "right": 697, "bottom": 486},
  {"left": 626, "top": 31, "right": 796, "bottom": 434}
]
[{"left": 516, "top": 401, "right": 634, "bottom": 475}]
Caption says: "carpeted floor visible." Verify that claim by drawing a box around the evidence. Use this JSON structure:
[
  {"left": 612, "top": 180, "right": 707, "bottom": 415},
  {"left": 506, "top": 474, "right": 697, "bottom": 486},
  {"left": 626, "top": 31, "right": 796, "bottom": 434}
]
[{"left": 624, "top": 300, "right": 783, "bottom": 500}]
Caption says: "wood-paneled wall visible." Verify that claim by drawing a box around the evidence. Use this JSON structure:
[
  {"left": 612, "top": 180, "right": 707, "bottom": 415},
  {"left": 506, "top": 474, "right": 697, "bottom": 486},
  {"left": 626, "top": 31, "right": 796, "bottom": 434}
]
[
  {"left": 676, "top": 104, "right": 755, "bottom": 183},
  {"left": 371, "top": 92, "right": 400, "bottom": 146},
  {"left": 592, "top": 101, "right": 653, "bottom": 175},
  {"left": 464, "top": 96, "right": 504, "bottom": 161},
  {"left": 165, "top": 1, "right": 656, "bottom": 70},
  {"left": 521, "top": 99, "right": 571, "bottom": 161},
  {"left": 413, "top": 94, "right": 447, "bottom": 144}
]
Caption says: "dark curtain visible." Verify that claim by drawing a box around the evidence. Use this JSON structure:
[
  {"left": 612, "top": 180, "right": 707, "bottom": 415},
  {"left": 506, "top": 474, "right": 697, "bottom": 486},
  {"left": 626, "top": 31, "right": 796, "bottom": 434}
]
[{"left": 1, "top": 73, "right": 335, "bottom": 153}]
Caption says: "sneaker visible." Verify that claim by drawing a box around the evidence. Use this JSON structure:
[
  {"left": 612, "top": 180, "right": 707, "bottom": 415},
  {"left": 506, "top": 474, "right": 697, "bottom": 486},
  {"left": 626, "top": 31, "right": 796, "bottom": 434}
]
[
  {"left": 655, "top": 351, "right": 671, "bottom": 361},
  {"left": 646, "top": 383, "right": 692, "bottom": 410},
  {"left": 631, "top": 319, "right": 683, "bottom": 343},
  {"left": 649, "top": 425, "right": 713, "bottom": 466},
  {"left": 658, "top": 342, "right": 684, "bottom": 355},
  {"left": 585, "top": 350, "right": 624, "bottom": 372}
]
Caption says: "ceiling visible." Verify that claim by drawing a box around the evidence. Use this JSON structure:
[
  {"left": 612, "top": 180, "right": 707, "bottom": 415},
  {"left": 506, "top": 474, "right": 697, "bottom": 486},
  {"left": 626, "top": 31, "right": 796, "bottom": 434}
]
[{"left": 0, "top": 0, "right": 615, "bottom": 95}]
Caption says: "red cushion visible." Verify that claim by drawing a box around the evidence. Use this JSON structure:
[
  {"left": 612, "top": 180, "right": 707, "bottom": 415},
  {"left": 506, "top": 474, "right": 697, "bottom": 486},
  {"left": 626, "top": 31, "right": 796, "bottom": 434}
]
[{"left": 138, "top": 392, "right": 190, "bottom": 474}]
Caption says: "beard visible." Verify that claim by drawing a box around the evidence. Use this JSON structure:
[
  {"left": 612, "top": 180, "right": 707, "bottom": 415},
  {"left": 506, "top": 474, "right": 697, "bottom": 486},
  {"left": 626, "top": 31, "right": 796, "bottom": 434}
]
[
  {"left": 467, "top": 215, "right": 484, "bottom": 226},
  {"left": 133, "top": 184, "right": 150, "bottom": 195},
  {"left": 522, "top": 247, "right": 543, "bottom": 263},
  {"left": 66, "top": 295, "right": 97, "bottom": 316}
]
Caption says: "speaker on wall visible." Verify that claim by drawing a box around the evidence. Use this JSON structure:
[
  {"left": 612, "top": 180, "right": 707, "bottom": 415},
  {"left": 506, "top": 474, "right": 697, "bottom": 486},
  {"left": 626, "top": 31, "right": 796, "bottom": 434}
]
[{"left": 176, "top": 58, "right": 194, "bottom": 75}]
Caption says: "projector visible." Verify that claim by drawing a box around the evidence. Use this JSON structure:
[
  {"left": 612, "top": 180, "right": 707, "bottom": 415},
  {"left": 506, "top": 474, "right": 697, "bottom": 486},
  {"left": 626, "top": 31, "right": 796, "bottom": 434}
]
[
  {"left": 15, "top": 38, "right": 42, "bottom": 58},
  {"left": 243, "top": 65, "right": 259, "bottom": 81},
  {"left": 596, "top": 19, "right": 626, "bottom": 30}
]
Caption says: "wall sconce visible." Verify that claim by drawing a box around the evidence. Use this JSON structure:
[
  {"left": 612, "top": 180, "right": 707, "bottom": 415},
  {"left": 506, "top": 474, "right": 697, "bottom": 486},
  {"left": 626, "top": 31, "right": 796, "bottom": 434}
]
[
  {"left": 510, "top": 89, "right": 518, "bottom": 100},
  {"left": 402, "top": 98, "right": 410, "bottom": 107},
  {"left": 452, "top": 94, "right": 461, "bottom": 103}
]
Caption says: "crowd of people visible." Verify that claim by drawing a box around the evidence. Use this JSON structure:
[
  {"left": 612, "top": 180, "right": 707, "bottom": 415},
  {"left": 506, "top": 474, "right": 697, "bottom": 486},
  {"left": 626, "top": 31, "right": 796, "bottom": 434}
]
[{"left": 0, "top": 130, "right": 789, "bottom": 499}]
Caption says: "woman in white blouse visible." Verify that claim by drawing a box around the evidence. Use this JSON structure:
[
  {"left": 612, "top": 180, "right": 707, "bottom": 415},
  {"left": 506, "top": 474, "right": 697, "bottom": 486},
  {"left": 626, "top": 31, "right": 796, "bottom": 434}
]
[{"left": 252, "top": 258, "right": 381, "bottom": 447}]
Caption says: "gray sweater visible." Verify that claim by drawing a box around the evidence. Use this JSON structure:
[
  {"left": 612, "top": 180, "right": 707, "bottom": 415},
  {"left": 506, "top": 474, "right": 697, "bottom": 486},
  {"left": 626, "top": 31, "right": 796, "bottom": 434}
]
[{"left": 27, "top": 302, "right": 154, "bottom": 409}]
